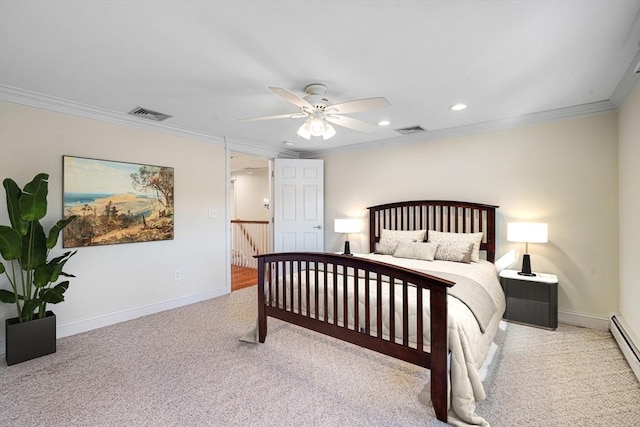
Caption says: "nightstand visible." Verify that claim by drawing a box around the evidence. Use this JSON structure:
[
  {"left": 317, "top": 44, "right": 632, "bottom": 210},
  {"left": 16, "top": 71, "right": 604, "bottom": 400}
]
[{"left": 499, "top": 269, "right": 558, "bottom": 330}]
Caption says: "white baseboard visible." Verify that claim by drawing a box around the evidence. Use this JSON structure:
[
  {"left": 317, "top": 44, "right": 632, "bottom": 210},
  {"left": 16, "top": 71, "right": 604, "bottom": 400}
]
[
  {"left": 558, "top": 310, "right": 610, "bottom": 330},
  {"left": 1, "top": 288, "right": 228, "bottom": 355},
  {"left": 610, "top": 315, "right": 640, "bottom": 382}
]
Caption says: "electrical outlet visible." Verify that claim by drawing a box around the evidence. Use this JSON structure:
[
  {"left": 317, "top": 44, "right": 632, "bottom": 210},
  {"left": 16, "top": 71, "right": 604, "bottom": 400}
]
[
  {"left": 208, "top": 208, "right": 217, "bottom": 218},
  {"left": 174, "top": 269, "right": 181, "bottom": 281}
]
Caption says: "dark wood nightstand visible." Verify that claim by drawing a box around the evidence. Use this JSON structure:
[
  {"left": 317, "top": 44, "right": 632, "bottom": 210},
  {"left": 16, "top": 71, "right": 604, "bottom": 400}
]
[{"left": 499, "top": 269, "right": 558, "bottom": 330}]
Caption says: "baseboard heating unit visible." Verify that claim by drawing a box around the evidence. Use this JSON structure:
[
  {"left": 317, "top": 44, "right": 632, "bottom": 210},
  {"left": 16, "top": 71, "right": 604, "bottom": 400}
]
[{"left": 610, "top": 315, "right": 640, "bottom": 381}]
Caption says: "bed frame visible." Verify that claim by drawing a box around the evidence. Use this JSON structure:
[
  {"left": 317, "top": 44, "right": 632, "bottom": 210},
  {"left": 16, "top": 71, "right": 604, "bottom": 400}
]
[{"left": 255, "top": 200, "right": 498, "bottom": 423}]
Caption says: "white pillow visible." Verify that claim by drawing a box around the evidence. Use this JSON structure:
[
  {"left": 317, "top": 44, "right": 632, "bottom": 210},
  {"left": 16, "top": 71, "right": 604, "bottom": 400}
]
[
  {"left": 433, "top": 241, "right": 473, "bottom": 263},
  {"left": 375, "top": 229, "right": 427, "bottom": 255},
  {"left": 381, "top": 228, "right": 427, "bottom": 242},
  {"left": 393, "top": 241, "right": 439, "bottom": 261},
  {"left": 427, "top": 230, "right": 483, "bottom": 262}
]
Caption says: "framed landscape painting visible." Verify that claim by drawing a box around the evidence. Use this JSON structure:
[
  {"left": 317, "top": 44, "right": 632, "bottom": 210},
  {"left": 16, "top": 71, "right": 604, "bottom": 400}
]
[{"left": 62, "top": 156, "right": 174, "bottom": 247}]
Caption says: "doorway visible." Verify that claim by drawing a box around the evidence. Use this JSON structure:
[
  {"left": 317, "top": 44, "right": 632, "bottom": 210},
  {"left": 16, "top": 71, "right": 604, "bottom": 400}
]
[{"left": 230, "top": 153, "right": 271, "bottom": 291}]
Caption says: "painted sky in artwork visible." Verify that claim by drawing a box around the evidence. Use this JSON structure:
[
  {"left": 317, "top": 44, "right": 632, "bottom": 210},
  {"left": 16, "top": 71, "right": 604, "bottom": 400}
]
[{"left": 63, "top": 156, "right": 148, "bottom": 195}]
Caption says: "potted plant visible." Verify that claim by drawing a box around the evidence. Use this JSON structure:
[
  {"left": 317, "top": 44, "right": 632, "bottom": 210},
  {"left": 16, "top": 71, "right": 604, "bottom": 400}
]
[{"left": 0, "top": 173, "right": 78, "bottom": 365}]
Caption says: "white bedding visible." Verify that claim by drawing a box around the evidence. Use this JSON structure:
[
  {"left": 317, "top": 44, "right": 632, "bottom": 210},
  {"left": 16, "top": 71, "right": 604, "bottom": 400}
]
[
  {"left": 248, "top": 254, "right": 506, "bottom": 426},
  {"left": 356, "top": 254, "right": 505, "bottom": 427}
]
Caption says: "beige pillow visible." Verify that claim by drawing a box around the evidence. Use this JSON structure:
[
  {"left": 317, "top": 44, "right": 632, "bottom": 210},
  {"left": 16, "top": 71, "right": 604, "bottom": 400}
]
[
  {"left": 376, "top": 237, "right": 404, "bottom": 255},
  {"left": 393, "top": 241, "right": 438, "bottom": 261},
  {"left": 434, "top": 241, "right": 473, "bottom": 263},
  {"left": 428, "top": 230, "right": 483, "bottom": 262},
  {"left": 375, "top": 229, "right": 427, "bottom": 255}
]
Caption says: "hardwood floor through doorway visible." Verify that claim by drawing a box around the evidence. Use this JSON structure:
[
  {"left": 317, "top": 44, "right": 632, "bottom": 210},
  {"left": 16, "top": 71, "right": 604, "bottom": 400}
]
[{"left": 231, "top": 265, "right": 258, "bottom": 291}]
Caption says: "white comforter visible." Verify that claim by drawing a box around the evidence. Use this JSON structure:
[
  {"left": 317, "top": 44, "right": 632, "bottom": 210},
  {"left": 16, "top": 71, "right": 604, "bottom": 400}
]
[
  {"left": 246, "top": 254, "right": 506, "bottom": 426},
  {"left": 356, "top": 254, "right": 505, "bottom": 426}
]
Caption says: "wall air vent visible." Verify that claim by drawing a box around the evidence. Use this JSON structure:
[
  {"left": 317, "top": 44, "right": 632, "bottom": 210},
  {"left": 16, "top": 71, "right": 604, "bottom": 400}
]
[
  {"left": 394, "top": 125, "right": 426, "bottom": 135},
  {"left": 127, "top": 107, "right": 172, "bottom": 122}
]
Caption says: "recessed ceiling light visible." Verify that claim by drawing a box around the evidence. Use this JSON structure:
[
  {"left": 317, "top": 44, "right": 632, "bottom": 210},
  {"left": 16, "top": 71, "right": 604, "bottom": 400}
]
[
  {"left": 449, "top": 103, "right": 467, "bottom": 111},
  {"left": 378, "top": 120, "right": 390, "bottom": 126},
  {"left": 283, "top": 141, "right": 294, "bottom": 146}
]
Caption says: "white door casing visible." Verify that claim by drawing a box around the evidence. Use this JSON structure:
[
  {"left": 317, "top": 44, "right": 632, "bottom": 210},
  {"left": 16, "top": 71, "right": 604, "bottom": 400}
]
[{"left": 273, "top": 159, "right": 324, "bottom": 252}]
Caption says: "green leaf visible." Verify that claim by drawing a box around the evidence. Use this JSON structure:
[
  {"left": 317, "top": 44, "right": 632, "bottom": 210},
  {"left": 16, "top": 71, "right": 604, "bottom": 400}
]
[
  {"left": 0, "top": 225, "right": 22, "bottom": 260},
  {"left": 20, "top": 221, "right": 46, "bottom": 270},
  {"left": 20, "top": 299, "right": 41, "bottom": 321},
  {"left": 33, "top": 263, "right": 50, "bottom": 287},
  {"left": 0, "top": 289, "right": 17, "bottom": 303},
  {"left": 2, "top": 178, "right": 28, "bottom": 236},
  {"left": 19, "top": 173, "right": 49, "bottom": 221},
  {"left": 47, "top": 250, "right": 76, "bottom": 282},
  {"left": 46, "top": 216, "right": 78, "bottom": 249},
  {"left": 40, "top": 286, "right": 66, "bottom": 304},
  {"left": 0, "top": 262, "right": 5, "bottom": 274}
]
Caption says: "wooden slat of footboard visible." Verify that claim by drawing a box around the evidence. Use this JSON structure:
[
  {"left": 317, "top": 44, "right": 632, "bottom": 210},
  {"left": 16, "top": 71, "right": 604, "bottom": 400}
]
[
  {"left": 402, "top": 280, "right": 409, "bottom": 347},
  {"left": 430, "top": 284, "right": 448, "bottom": 422}
]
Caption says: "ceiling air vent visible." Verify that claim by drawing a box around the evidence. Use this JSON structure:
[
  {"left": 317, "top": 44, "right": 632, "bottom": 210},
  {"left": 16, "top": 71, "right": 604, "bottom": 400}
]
[
  {"left": 127, "top": 107, "right": 172, "bottom": 122},
  {"left": 394, "top": 125, "right": 426, "bottom": 135}
]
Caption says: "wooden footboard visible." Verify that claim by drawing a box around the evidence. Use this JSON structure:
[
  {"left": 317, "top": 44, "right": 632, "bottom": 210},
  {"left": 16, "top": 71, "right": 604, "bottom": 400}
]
[{"left": 255, "top": 252, "right": 454, "bottom": 422}]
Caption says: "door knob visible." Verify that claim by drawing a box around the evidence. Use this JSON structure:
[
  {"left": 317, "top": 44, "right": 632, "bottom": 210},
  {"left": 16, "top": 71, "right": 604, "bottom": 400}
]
[{"left": 313, "top": 225, "right": 322, "bottom": 229}]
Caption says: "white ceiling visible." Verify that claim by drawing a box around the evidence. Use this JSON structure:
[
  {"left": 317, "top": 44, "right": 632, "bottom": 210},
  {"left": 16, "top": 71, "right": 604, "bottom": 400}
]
[{"left": 1, "top": 1, "right": 639, "bottom": 158}]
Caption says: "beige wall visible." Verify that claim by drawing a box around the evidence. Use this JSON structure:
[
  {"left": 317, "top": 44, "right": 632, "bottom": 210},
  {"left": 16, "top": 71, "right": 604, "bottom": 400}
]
[
  {"left": 231, "top": 168, "right": 270, "bottom": 221},
  {"left": 0, "top": 102, "right": 228, "bottom": 348},
  {"left": 322, "top": 112, "right": 620, "bottom": 321},
  {"left": 618, "top": 83, "right": 640, "bottom": 345}
]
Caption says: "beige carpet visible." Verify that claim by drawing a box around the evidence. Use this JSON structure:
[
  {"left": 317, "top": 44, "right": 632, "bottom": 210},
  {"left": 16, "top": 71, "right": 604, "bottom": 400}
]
[{"left": 1, "top": 286, "right": 638, "bottom": 426}]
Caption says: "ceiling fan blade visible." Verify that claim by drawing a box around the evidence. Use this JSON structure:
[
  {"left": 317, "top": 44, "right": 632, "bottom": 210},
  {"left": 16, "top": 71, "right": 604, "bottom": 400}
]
[
  {"left": 239, "top": 112, "right": 307, "bottom": 122},
  {"left": 326, "top": 97, "right": 391, "bottom": 114},
  {"left": 325, "top": 115, "right": 378, "bottom": 133},
  {"left": 269, "top": 87, "right": 315, "bottom": 110}
]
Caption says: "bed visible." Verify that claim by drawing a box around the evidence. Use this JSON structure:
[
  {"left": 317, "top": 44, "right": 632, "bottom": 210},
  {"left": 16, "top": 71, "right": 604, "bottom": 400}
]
[{"left": 254, "top": 200, "right": 504, "bottom": 425}]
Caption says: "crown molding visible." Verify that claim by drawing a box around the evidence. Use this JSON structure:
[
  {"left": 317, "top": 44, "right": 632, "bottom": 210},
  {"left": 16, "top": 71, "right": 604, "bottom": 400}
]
[
  {"left": 302, "top": 99, "right": 618, "bottom": 158},
  {"left": 610, "top": 49, "right": 640, "bottom": 108},
  {"left": 0, "top": 83, "right": 626, "bottom": 161},
  {"left": 0, "top": 85, "right": 299, "bottom": 160}
]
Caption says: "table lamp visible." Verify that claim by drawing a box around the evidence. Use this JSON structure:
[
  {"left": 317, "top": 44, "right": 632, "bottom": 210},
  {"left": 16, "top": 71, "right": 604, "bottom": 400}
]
[
  {"left": 507, "top": 222, "right": 548, "bottom": 276},
  {"left": 334, "top": 218, "right": 361, "bottom": 255}
]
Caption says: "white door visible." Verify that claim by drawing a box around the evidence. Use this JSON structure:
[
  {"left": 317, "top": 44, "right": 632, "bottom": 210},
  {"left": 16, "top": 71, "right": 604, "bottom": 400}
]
[{"left": 273, "top": 159, "right": 324, "bottom": 252}]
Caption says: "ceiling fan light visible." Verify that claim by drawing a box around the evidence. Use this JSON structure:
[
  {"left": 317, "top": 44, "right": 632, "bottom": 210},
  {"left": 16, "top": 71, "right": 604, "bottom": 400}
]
[
  {"left": 309, "top": 117, "right": 325, "bottom": 137},
  {"left": 322, "top": 123, "right": 336, "bottom": 140},
  {"left": 297, "top": 121, "right": 312, "bottom": 139}
]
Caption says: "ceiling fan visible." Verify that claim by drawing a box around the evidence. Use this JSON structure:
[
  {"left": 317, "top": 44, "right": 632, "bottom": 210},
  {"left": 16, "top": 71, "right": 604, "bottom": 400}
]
[{"left": 240, "top": 84, "right": 391, "bottom": 140}]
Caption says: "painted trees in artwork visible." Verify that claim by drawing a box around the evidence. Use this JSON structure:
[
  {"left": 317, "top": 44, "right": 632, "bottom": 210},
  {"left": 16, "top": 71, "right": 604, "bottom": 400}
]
[{"left": 130, "top": 166, "right": 174, "bottom": 216}]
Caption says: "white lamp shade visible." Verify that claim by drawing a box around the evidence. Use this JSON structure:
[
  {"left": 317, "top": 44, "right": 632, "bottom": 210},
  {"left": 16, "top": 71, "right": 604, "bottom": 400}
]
[
  {"left": 322, "top": 122, "right": 336, "bottom": 140},
  {"left": 334, "top": 218, "right": 361, "bottom": 234},
  {"left": 507, "top": 222, "right": 548, "bottom": 243},
  {"left": 297, "top": 120, "right": 312, "bottom": 139}
]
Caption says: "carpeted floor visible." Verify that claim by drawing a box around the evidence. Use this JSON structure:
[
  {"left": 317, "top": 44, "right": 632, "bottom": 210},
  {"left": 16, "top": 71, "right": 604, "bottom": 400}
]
[{"left": 1, "top": 285, "right": 639, "bottom": 426}]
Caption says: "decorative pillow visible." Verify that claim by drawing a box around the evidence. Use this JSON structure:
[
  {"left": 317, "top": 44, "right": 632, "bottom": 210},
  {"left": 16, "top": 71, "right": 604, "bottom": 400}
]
[
  {"left": 375, "top": 229, "right": 427, "bottom": 255},
  {"left": 434, "top": 241, "right": 473, "bottom": 263},
  {"left": 381, "top": 228, "right": 427, "bottom": 242},
  {"left": 393, "top": 241, "right": 439, "bottom": 261},
  {"left": 376, "top": 237, "right": 413, "bottom": 255},
  {"left": 427, "top": 230, "right": 483, "bottom": 262}
]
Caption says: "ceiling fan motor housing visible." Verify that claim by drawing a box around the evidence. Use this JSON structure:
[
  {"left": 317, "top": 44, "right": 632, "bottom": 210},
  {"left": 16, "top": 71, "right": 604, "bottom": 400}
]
[{"left": 303, "top": 84, "right": 329, "bottom": 110}]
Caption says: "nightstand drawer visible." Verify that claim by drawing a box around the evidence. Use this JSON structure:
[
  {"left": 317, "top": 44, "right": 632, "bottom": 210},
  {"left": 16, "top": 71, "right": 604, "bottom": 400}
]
[
  {"left": 506, "top": 298, "right": 552, "bottom": 327},
  {"left": 504, "top": 280, "right": 550, "bottom": 303}
]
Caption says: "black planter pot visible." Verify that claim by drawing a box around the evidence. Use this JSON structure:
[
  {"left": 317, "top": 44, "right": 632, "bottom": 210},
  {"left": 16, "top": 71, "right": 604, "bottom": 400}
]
[{"left": 5, "top": 311, "right": 56, "bottom": 366}]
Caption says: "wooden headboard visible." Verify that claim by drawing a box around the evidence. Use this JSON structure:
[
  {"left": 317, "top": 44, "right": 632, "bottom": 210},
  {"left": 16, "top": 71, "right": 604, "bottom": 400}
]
[{"left": 367, "top": 200, "right": 499, "bottom": 262}]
